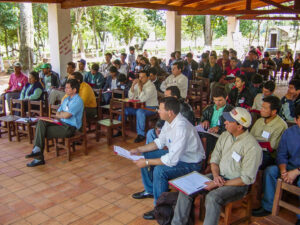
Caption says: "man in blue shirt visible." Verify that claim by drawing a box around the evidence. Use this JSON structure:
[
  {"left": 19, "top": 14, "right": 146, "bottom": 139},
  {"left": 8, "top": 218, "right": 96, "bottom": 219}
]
[
  {"left": 25, "top": 79, "right": 84, "bottom": 167},
  {"left": 253, "top": 104, "right": 300, "bottom": 224},
  {"left": 241, "top": 50, "right": 259, "bottom": 82}
]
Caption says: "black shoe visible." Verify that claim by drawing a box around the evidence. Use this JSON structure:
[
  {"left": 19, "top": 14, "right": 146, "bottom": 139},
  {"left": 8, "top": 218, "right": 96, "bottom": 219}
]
[
  {"left": 25, "top": 152, "right": 41, "bottom": 158},
  {"left": 252, "top": 207, "right": 271, "bottom": 217},
  {"left": 134, "top": 135, "right": 146, "bottom": 143},
  {"left": 113, "top": 131, "right": 122, "bottom": 138},
  {"left": 132, "top": 190, "right": 154, "bottom": 199},
  {"left": 143, "top": 210, "right": 155, "bottom": 220},
  {"left": 296, "top": 219, "right": 300, "bottom": 225},
  {"left": 27, "top": 159, "right": 45, "bottom": 167}
]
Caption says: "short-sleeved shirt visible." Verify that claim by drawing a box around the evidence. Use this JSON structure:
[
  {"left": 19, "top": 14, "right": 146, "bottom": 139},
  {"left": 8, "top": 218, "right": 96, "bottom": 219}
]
[
  {"left": 210, "top": 105, "right": 226, "bottom": 128},
  {"left": 58, "top": 94, "right": 84, "bottom": 129},
  {"left": 43, "top": 75, "right": 52, "bottom": 92},
  {"left": 8, "top": 73, "right": 28, "bottom": 92}
]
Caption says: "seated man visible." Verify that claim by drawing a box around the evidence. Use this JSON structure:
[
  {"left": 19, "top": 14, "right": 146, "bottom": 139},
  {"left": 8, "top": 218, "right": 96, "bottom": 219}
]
[
  {"left": 25, "top": 79, "right": 84, "bottom": 167},
  {"left": 251, "top": 96, "right": 287, "bottom": 169},
  {"left": 120, "top": 53, "right": 129, "bottom": 76},
  {"left": 199, "top": 87, "right": 233, "bottom": 164},
  {"left": 102, "top": 66, "right": 120, "bottom": 104},
  {"left": 100, "top": 52, "right": 113, "bottom": 78},
  {"left": 252, "top": 105, "right": 300, "bottom": 224},
  {"left": 160, "top": 61, "right": 188, "bottom": 98},
  {"left": 84, "top": 63, "right": 105, "bottom": 89},
  {"left": 76, "top": 59, "right": 88, "bottom": 79},
  {"left": 183, "top": 52, "right": 198, "bottom": 80},
  {"left": 224, "top": 57, "right": 240, "bottom": 94},
  {"left": 62, "top": 72, "right": 97, "bottom": 119},
  {"left": 241, "top": 50, "right": 259, "bottom": 82},
  {"left": 40, "top": 63, "right": 60, "bottom": 93},
  {"left": 1, "top": 62, "right": 28, "bottom": 109},
  {"left": 148, "top": 67, "right": 162, "bottom": 93},
  {"left": 249, "top": 73, "right": 263, "bottom": 97},
  {"left": 280, "top": 79, "right": 300, "bottom": 122},
  {"left": 121, "top": 70, "right": 158, "bottom": 143},
  {"left": 252, "top": 80, "right": 276, "bottom": 111},
  {"left": 172, "top": 107, "right": 262, "bottom": 225},
  {"left": 130, "top": 97, "right": 205, "bottom": 220},
  {"left": 164, "top": 86, "right": 195, "bottom": 125}
]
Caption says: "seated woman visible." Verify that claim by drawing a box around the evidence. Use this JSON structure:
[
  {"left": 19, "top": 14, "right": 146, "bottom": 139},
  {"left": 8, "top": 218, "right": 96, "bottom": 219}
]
[
  {"left": 227, "top": 74, "right": 254, "bottom": 109},
  {"left": 102, "top": 66, "right": 120, "bottom": 104}
]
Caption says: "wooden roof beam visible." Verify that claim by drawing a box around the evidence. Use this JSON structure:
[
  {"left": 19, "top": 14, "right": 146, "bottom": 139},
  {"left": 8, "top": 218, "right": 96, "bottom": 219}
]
[
  {"left": 0, "top": 0, "right": 62, "bottom": 3},
  {"left": 238, "top": 16, "right": 300, "bottom": 20},
  {"left": 180, "top": 0, "right": 201, "bottom": 6},
  {"left": 246, "top": 0, "right": 251, "bottom": 10},
  {"left": 112, "top": 2, "right": 184, "bottom": 11},
  {"left": 178, "top": 9, "right": 300, "bottom": 15},
  {"left": 295, "top": 0, "right": 300, "bottom": 9},
  {"left": 192, "top": 0, "right": 243, "bottom": 11},
  {"left": 259, "top": 0, "right": 294, "bottom": 11}
]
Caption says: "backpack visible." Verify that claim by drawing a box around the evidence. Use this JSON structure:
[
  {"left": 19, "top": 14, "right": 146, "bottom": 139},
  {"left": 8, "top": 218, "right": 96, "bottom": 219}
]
[{"left": 154, "top": 192, "right": 194, "bottom": 225}]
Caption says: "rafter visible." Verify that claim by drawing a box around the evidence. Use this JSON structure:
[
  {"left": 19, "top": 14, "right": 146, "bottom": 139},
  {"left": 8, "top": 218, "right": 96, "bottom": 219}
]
[
  {"left": 238, "top": 16, "right": 300, "bottom": 20},
  {"left": 192, "top": 0, "right": 243, "bottom": 11},
  {"left": 246, "top": 0, "right": 251, "bottom": 10},
  {"left": 259, "top": 0, "right": 294, "bottom": 11},
  {"left": 112, "top": 2, "right": 185, "bottom": 10},
  {"left": 180, "top": 0, "right": 201, "bottom": 6},
  {"left": 178, "top": 9, "right": 300, "bottom": 15},
  {"left": 0, "top": 0, "right": 62, "bottom": 3}
]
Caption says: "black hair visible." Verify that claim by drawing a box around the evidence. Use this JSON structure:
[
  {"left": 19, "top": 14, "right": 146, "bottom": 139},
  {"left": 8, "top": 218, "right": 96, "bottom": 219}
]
[
  {"left": 231, "top": 50, "right": 237, "bottom": 56},
  {"left": 230, "top": 57, "right": 238, "bottom": 62},
  {"left": 209, "top": 54, "right": 217, "bottom": 59},
  {"left": 160, "top": 97, "right": 180, "bottom": 115},
  {"left": 263, "top": 80, "right": 276, "bottom": 92},
  {"left": 66, "top": 79, "right": 80, "bottom": 93},
  {"left": 201, "top": 53, "right": 209, "bottom": 59},
  {"left": 121, "top": 53, "right": 127, "bottom": 58},
  {"left": 172, "top": 61, "right": 184, "bottom": 70},
  {"left": 67, "top": 62, "right": 76, "bottom": 69},
  {"left": 91, "top": 63, "right": 99, "bottom": 71},
  {"left": 296, "top": 104, "right": 300, "bottom": 119},
  {"left": 129, "top": 46, "right": 135, "bottom": 51},
  {"left": 166, "top": 86, "right": 181, "bottom": 99},
  {"left": 29, "top": 71, "right": 39, "bottom": 81},
  {"left": 171, "top": 52, "right": 176, "bottom": 58},
  {"left": 252, "top": 74, "right": 263, "bottom": 84},
  {"left": 264, "top": 52, "right": 270, "bottom": 58},
  {"left": 186, "top": 52, "right": 193, "bottom": 58},
  {"left": 139, "top": 70, "right": 149, "bottom": 77},
  {"left": 223, "top": 49, "right": 229, "bottom": 55},
  {"left": 212, "top": 87, "right": 227, "bottom": 99},
  {"left": 109, "top": 66, "right": 118, "bottom": 73},
  {"left": 71, "top": 72, "right": 83, "bottom": 83},
  {"left": 236, "top": 74, "right": 247, "bottom": 84},
  {"left": 117, "top": 73, "right": 127, "bottom": 83},
  {"left": 113, "top": 59, "right": 121, "bottom": 66},
  {"left": 249, "top": 50, "right": 258, "bottom": 56},
  {"left": 289, "top": 79, "right": 300, "bottom": 90},
  {"left": 105, "top": 52, "right": 112, "bottom": 58},
  {"left": 149, "top": 67, "right": 158, "bottom": 76},
  {"left": 263, "top": 95, "right": 281, "bottom": 114}
]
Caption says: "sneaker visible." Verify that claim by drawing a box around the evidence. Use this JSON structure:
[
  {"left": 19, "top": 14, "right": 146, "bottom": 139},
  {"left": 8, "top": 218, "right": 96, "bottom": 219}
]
[
  {"left": 143, "top": 210, "right": 155, "bottom": 220},
  {"left": 26, "top": 159, "right": 45, "bottom": 167}
]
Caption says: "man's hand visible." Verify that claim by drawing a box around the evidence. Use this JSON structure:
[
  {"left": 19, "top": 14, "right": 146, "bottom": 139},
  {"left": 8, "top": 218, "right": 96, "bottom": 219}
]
[
  {"left": 134, "top": 159, "right": 147, "bottom": 168},
  {"left": 213, "top": 175, "right": 226, "bottom": 187},
  {"left": 201, "top": 121, "right": 210, "bottom": 130},
  {"left": 130, "top": 147, "right": 143, "bottom": 155},
  {"left": 284, "top": 169, "right": 299, "bottom": 184},
  {"left": 132, "top": 79, "right": 139, "bottom": 87},
  {"left": 208, "top": 126, "right": 219, "bottom": 134},
  {"left": 204, "top": 181, "right": 218, "bottom": 191}
]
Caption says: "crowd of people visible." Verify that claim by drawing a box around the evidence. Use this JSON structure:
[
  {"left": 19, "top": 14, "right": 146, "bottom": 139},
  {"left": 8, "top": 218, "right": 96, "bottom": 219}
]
[{"left": 0, "top": 45, "right": 299, "bottom": 225}]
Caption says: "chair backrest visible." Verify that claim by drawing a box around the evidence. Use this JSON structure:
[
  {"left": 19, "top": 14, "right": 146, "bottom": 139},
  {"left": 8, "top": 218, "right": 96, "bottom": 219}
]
[
  {"left": 109, "top": 99, "right": 125, "bottom": 123},
  {"left": 28, "top": 100, "right": 43, "bottom": 117},
  {"left": 48, "top": 104, "right": 60, "bottom": 118},
  {"left": 0, "top": 95, "right": 5, "bottom": 116},
  {"left": 197, "top": 77, "right": 210, "bottom": 98},
  {"left": 93, "top": 88, "right": 102, "bottom": 97},
  {"left": 10, "top": 99, "right": 25, "bottom": 117},
  {"left": 188, "top": 80, "right": 203, "bottom": 97},
  {"left": 272, "top": 178, "right": 300, "bottom": 216},
  {"left": 112, "top": 89, "right": 125, "bottom": 99}
]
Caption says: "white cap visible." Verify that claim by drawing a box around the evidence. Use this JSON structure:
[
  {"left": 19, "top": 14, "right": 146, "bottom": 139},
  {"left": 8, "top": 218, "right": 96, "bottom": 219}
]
[{"left": 222, "top": 107, "right": 252, "bottom": 128}]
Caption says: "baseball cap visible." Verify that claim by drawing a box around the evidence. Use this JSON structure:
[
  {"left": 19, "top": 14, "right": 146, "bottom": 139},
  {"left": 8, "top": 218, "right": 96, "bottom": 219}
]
[
  {"left": 13, "top": 62, "right": 22, "bottom": 67},
  {"left": 222, "top": 107, "right": 252, "bottom": 128},
  {"left": 77, "top": 59, "right": 86, "bottom": 65},
  {"left": 41, "top": 63, "right": 51, "bottom": 69}
]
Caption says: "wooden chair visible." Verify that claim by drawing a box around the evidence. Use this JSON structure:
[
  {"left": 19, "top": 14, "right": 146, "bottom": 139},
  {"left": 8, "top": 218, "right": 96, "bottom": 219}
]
[
  {"left": 0, "top": 99, "right": 25, "bottom": 141},
  {"left": 112, "top": 89, "right": 125, "bottom": 99},
  {"left": 262, "top": 179, "right": 300, "bottom": 225},
  {"left": 15, "top": 100, "right": 43, "bottom": 143},
  {"left": 45, "top": 104, "right": 60, "bottom": 153},
  {"left": 96, "top": 99, "right": 125, "bottom": 145},
  {"left": 87, "top": 95, "right": 102, "bottom": 133},
  {"left": 0, "top": 95, "right": 6, "bottom": 138},
  {"left": 197, "top": 77, "right": 210, "bottom": 106},
  {"left": 188, "top": 80, "right": 203, "bottom": 116},
  {"left": 54, "top": 111, "right": 87, "bottom": 161}
]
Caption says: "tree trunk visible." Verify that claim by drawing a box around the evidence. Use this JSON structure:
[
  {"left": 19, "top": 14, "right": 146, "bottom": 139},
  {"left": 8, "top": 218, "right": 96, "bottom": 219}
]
[
  {"left": 257, "top": 21, "right": 261, "bottom": 46},
  {"left": 294, "top": 21, "right": 299, "bottom": 59},
  {"left": 264, "top": 21, "right": 269, "bottom": 49},
  {"left": 204, "top": 15, "right": 212, "bottom": 47},
  {"left": 4, "top": 28, "right": 9, "bottom": 57},
  {"left": 91, "top": 9, "right": 98, "bottom": 50},
  {"left": 19, "top": 3, "right": 34, "bottom": 73}
]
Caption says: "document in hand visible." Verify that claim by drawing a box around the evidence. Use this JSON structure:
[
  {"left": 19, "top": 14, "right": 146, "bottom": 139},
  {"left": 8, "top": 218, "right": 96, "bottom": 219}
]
[
  {"left": 113, "top": 146, "right": 145, "bottom": 161},
  {"left": 169, "top": 171, "right": 212, "bottom": 195},
  {"left": 195, "top": 124, "right": 220, "bottom": 138}
]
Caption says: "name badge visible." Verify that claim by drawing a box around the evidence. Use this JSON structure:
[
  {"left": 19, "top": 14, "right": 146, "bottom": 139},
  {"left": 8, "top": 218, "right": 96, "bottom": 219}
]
[
  {"left": 18, "top": 82, "right": 22, "bottom": 86},
  {"left": 47, "top": 82, "right": 51, "bottom": 86},
  {"left": 262, "top": 131, "right": 270, "bottom": 139},
  {"left": 232, "top": 151, "right": 241, "bottom": 162},
  {"left": 238, "top": 99, "right": 245, "bottom": 104},
  {"left": 65, "top": 106, "right": 69, "bottom": 111}
]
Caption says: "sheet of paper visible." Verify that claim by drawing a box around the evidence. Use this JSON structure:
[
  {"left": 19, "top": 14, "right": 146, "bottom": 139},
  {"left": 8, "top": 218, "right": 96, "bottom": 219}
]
[
  {"left": 169, "top": 171, "right": 211, "bottom": 195},
  {"left": 16, "top": 118, "right": 39, "bottom": 123},
  {"left": 195, "top": 124, "right": 220, "bottom": 138},
  {"left": 114, "top": 146, "right": 144, "bottom": 161}
]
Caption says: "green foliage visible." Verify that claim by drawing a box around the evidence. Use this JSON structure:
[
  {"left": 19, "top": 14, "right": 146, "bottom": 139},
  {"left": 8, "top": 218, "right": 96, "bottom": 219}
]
[
  {"left": 211, "top": 16, "right": 227, "bottom": 38},
  {"left": 240, "top": 20, "right": 256, "bottom": 37},
  {"left": 144, "top": 9, "right": 166, "bottom": 39},
  {"left": 182, "top": 15, "right": 204, "bottom": 40}
]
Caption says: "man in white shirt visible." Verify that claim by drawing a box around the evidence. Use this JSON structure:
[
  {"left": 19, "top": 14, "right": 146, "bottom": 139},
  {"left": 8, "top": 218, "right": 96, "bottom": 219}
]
[
  {"left": 125, "top": 70, "right": 158, "bottom": 143},
  {"left": 120, "top": 53, "right": 129, "bottom": 75},
  {"left": 100, "top": 52, "right": 113, "bottom": 78},
  {"left": 160, "top": 61, "right": 188, "bottom": 98},
  {"left": 130, "top": 97, "right": 205, "bottom": 220}
]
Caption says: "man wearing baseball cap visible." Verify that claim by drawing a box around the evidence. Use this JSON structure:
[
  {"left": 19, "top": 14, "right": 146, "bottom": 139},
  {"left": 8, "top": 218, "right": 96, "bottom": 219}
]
[
  {"left": 77, "top": 59, "right": 88, "bottom": 79},
  {"left": 172, "top": 107, "right": 262, "bottom": 225},
  {"left": 40, "top": 63, "right": 60, "bottom": 93}
]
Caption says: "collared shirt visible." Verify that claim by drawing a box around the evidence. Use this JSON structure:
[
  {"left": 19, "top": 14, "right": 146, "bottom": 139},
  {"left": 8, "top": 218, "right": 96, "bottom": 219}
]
[
  {"left": 160, "top": 73, "right": 188, "bottom": 98},
  {"left": 250, "top": 115, "right": 287, "bottom": 153},
  {"left": 277, "top": 125, "right": 300, "bottom": 168},
  {"left": 154, "top": 113, "right": 205, "bottom": 167},
  {"left": 210, "top": 130, "right": 262, "bottom": 185},
  {"left": 8, "top": 72, "right": 28, "bottom": 92},
  {"left": 58, "top": 94, "right": 84, "bottom": 129},
  {"left": 44, "top": 75, "right": 52, "bottom": 92},
  {"left": 84, "top": 72, "right": 105, "bottom": 89},
  {"left": 19, "top": 84, "right": 43, "bottom": 100},
  {"left": 120, "top": 63, "right": 129, "bottom": 75},
  {"left": 129, "top": 80, "right": 158, "bottom": 107},
  {"left": 100, "top": 62, "right": 112, "bottom": 78},
  {"left": 210, "top": 105, "right": 226, "bottom": 128}
]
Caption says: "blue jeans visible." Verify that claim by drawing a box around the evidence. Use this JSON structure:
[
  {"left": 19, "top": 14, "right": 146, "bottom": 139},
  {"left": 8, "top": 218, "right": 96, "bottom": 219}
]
[
  {"left": 102, "top": 92, "right": 112, "bottom": 105},
  {"left": 123, "top": 106, "right": 156, "bottom": 136},
  {"left": 261, "top": 165, "right": 300, "bottom": 219}
]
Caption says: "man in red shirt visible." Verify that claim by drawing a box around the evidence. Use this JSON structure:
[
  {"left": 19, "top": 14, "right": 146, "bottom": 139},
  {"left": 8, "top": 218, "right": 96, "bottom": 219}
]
[{"left": 217, "top": 49, "right": 230, "bottom": 72}]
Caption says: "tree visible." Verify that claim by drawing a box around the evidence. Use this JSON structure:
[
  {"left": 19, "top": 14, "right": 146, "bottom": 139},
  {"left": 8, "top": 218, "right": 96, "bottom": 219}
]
[
  {"left": 204, "top": 15, "right": 212, "bottom": 47},
  {"left": 182, "top": 15, "right": 203, "bottom": 50},
  {"left": 19, "top": 3, "right": 34, "bottom": 72}
]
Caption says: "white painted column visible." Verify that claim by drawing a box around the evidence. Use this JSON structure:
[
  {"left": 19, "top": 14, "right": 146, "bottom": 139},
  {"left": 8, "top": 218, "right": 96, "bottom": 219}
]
[
  {"left": 227, "top": 16, "right": 239, "bottom": 49},
  {"left": 48, "top": 4, "right": 72, "bottom": 80},
  {"left": 166, "top": 11, "right": 181, "bottom": 62}
]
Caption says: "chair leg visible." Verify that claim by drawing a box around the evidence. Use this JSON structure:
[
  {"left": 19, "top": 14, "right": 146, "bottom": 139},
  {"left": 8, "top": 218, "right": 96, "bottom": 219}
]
[
  {"left": 107, "top": 128, "right": 112, "bottom": 145},
  {"left": 121, "top": 126, "right": 125, "bottom": 141},
  {"left": 8, "top": 122, "right": 12, "bottom": 142},
  {"left": 245, "top": 196, "right": 252, "bottom": 225},
  {"left": 223, "top": 203, "right": 233, "bottom": 225},
  {"left": 54, "top": 139, "right": 59, "bottom": 157},
  {"left": 96, "top": 124, "right": 100, "bottom": 142},
  {"left": 67, "top": 139, "right": 71, "bottom": 161},
  {"left": 15, "top": 124, "right": 20, "bottom": 142},
  {"left": 83, "top": 137, "right": 87, "bottom": 155}
]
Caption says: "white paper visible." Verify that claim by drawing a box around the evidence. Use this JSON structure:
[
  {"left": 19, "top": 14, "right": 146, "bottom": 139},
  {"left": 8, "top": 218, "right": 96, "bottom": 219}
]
[
  {"left": 16, "top": 117, "right": 38, "bottom": 123},
  {"left": 195, "top": 124, "right": 220, "bottom": 138},
  {"left": 169, "top": 171, "right": 211, "bottom": 195},
  {"left": 232, "top": 151, "right": 241, "bottom": 162},
  {"left": 114, "top": 146, "right": 144, "bottom": 161}
]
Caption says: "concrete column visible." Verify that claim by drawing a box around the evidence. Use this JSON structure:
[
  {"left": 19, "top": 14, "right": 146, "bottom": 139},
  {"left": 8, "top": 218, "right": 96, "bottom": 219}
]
[
  {"left": 166, "top": 11, "right": 181, "bottom": 62},
  {"left": 48, "top": 4, "right": 72, "bottom": 80},
  {"left": 227, "top": 16, "right": 239, "bottom": 49}
]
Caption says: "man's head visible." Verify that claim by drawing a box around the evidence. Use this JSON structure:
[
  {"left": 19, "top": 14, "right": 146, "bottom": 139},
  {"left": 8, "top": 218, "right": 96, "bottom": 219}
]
[
  {"left": 248, "top": 50, "right": 257, "bottom": 61},
  {"left": 109, "top": 66, "right": 118, "bottom": 78},
  {"left": 170, "top": 52, "right": 176, "bottom": 60},
  {"left": 69, "top": 72, "right": 83, "bottom": 84},
  {"left": 229, "top": 49, "right": 237, "bottom": 59},
  {"left": 77, "top": 59, "right": 86, "bottom": 71},
  {"left": 186, "top": 52, "right": 193, "bottom": 63},
  {"left": 113, "top": 59, "right": 121, "bottom": 69},
  {"left": 117, "top": 73, "right": 127, "bottom": 85},
  {"left": 165, "top": 86, "right": 181, "bottom": 99},
  {"left": 175, "top": 51, "right": 181, "bottom": 59},
  {"left": 67, "top": 62, "right": 76, "bottom": 75},
  {"left": 260, "top": 95, "right": 281, "bottom": 118},
  {"left": 172, "top": 62, "right": 183, "bottom": 76},
  {"left": 158, "top": 97, "right": 180, "bottom": 122},
  {"left": 150, "top": 56, "right": 159, "bottom": 67},
  {"left": 13, "top": 62, "right": 22, "bottom": 74},
  {"left": 223, "top": 107, "right": 252, "bottom": 135},
  {"left": 295, "top": 104, "right": 300, "bottom": 126},
  {"left": 209, "top": 54, "right": 217, "bottom": 65},
  {"left": 222, "top": 49, "right": 229, "bottom": 60},
  {"left": 212, "top": 88, "right": 227, "bottom": 109},
  {"left": 91, "top": 63, "right": 99, "bottom": 75},
  {"left": 262, "top": 81, "right": 276, "bottom": 97},
  {"left": 276, "top": 51, "right": 281, "bottom": 57},
  {"left": 251, "top": 74, "right": 263, "bottom": 87},
  {"left": 149, "top": 67, "right": 158, "bottom": 82},
  {"left": 65, "top": 79, "right": 80, "bottom": 96},
  {"left": 139, "top": 70, "right": 149, "bottom": 84},
  {"left": 201, "top": 53, "right": 209, "bottom": 63},
  {"left": 230, "top": 57, "right": 238, "bottom": 68},
  {"left": 287, "top": 79, "right": 300, "bottom": 97},
  {"left": 120, "top": 53, "right": 127, "bottom": 62},
  {"left": 264, "top": 52, "right": 270, "bottom": 60},
  {"left": 129, "top": 46, "right": 135, "bottom": 54},
  {"left": 41, "top": 63, "right": 51, "bottom": 75},
  {"left": 105, "top": 53, "right": 112, "bottom": 63}
]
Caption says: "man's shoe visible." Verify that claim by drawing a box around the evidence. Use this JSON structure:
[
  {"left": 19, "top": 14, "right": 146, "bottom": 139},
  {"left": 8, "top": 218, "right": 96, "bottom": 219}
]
[
  {"left": 296, "top": 219, "right": 300, "bottom": 225},
  {"left": 252, "top": 207, "right": 271, "bottom": 217},
  {"left": 134, "top": 135, "right": 146, "bottom": 143},
  {"left": 132, "top": 190, "right": 153, "bottom": 199},
  {"left": 27, "top": 159, "right": 45, "bottom": 167},
  {"left": 25, "top": 152, "right": 40, "bottom": 158},
  {"left": 143, "top": 210, "right": 155, "bottom": 220},
  {"left": 113, "top": 131, "right": 122, "bottom": 138}
]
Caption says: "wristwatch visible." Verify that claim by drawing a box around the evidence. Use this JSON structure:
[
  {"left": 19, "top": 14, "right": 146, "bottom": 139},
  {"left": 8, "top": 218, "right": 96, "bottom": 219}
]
[{"left": 145, "top": 160, "right": 149, "bottom": 166}]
